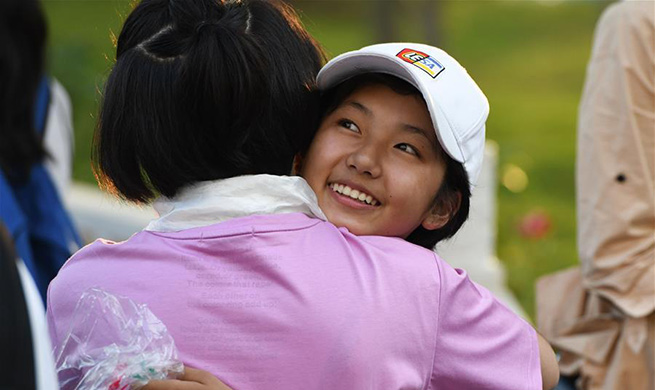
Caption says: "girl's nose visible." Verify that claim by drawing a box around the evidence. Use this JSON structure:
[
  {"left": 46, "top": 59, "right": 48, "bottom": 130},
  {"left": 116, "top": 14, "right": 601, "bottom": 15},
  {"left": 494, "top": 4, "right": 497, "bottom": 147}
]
[{"left": 345, "top": 144, "right": 382, "bottom": 178}]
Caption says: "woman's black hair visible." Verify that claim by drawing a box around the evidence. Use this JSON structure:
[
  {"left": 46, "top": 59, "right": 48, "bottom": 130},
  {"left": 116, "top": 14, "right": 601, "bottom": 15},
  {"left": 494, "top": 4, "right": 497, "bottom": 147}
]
[
  {"left": 0, "top": 222, "right": 36, "bottom": 389},
  {"left": 318, "top": 73, "right": 471, "bottom": 249},
  {"left": 95, "top": 0, "right": 326, "bottom": 202},
  {"left": 0, "top": 0, "right": 47, "bottom": 181}
]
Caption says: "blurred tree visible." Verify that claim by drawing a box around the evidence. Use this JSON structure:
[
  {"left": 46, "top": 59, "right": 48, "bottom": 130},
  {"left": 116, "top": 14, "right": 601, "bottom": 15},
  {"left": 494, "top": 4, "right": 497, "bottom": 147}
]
[
  {"left": 375, "top": 0, "right": 395, "bottom": 42},
  {"left": 375, "top": 1, "right": 441, "bottom": 46},
  {"left": 423, "top": 1, "right": 440, "bottom": 46}
]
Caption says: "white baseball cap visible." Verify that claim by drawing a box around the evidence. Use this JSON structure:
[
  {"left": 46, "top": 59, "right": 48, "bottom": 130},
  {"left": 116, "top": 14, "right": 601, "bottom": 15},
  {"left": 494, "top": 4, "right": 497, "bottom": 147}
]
[{"left": 316, "top": 43, "right": 489, "bottom": 187}]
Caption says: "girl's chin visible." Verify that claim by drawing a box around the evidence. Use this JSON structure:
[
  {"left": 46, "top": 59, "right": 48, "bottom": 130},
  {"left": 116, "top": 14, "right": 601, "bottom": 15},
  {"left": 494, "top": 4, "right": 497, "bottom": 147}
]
[
  {"left": 324, "top": 211, "right": 414, "bottom": 238},
  {"left": 326, "top": 216, "right": 373, "bottom": 236}
]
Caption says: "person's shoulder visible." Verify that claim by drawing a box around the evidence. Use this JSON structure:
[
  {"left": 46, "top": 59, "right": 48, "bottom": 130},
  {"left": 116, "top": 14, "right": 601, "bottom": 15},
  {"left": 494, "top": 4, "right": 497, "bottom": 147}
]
[
  {"left": 68, "top": 236, "right": 129, "bottom": 256},
  {"left": 357, "top": 234, "right": 434, "bottom": 254},
  {"left": 599, "top": 0, "right": 654, "bottom": 35},
  {"left": 612, "top": 0, "right": 654, "bottom": 20},
  {"left": 349, "top": 233, "right": 442, "bottom": 270},
  {"left": 48, "top": 233, "right": 150, "bottom": 309},
  {"left": 58, "top": 232, "right": 150, "bottom": 272}
]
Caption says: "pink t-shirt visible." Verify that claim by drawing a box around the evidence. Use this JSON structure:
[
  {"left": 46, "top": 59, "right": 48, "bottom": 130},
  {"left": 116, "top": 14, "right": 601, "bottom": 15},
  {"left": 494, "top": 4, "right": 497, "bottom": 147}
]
[{"left": 47, "top": 213, "right": 541, "bottom": 389}]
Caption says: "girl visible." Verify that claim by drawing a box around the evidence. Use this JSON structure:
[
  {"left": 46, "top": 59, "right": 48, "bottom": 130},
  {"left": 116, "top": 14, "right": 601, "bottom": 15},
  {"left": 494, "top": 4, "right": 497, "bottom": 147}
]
[
  {"left": 300, "top": 43, "right": 481, "bottom": 251},
  {"left": 47, "top": 1, "right": 557, "bottom": 388}
]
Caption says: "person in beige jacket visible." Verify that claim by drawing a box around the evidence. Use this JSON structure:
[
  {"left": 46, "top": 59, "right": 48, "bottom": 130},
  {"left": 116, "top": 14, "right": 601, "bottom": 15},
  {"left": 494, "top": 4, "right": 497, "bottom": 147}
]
[{"left": 537, "top": 1, "right": 654, "bottom": 389}]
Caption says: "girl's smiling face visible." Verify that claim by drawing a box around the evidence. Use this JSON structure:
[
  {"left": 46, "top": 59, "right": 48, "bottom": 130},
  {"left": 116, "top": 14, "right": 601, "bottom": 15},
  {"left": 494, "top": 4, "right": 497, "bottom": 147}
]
[{"left": 300, "top": 83, "right": 448, "bottom": 238}]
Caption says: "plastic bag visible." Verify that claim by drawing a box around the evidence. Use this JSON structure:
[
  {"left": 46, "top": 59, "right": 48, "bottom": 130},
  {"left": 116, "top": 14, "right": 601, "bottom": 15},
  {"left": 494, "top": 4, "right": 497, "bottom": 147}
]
[{"left": 54, "top": 288, "right": 184, "bottom": 390}]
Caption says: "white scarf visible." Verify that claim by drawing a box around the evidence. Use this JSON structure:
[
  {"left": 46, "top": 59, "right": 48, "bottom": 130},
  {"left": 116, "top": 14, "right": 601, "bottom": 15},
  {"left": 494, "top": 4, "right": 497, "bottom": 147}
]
[{"left": 146, "top": 174, "right": 326, "bottom": 232}]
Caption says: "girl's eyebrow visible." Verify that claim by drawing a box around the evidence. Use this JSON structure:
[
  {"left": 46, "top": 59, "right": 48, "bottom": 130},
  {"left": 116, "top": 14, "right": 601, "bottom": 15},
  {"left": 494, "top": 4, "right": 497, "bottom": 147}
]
[
  {"left": 402, "top": 125, "right": 432, "bottom": 142},
  {"left": 402, "top": 125, "right": 440, "bottom": 153},
  {"left": 342, "top": 100, "right": 372, "bottom": 116}
]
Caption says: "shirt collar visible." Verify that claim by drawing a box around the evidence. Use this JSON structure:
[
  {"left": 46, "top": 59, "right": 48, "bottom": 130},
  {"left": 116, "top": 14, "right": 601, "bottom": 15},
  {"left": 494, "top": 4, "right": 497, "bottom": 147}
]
[{"left": 146, "top": 174, "right": 326, "bottom": 232}]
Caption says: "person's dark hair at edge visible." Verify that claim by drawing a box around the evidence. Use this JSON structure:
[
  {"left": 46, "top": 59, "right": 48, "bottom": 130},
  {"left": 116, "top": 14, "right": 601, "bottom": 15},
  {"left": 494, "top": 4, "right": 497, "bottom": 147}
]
[
  {"left": 0, "top": 222, "right": 36, "bottom": 389},
  {"left": 0, "top": 0, "right": 47, "bottom": 181},
  {"left": 95, "top": 0, "right": 326, "bottom": 203},
  {"left": 318, "top": 73, "right": 471, "bottom": 249}
]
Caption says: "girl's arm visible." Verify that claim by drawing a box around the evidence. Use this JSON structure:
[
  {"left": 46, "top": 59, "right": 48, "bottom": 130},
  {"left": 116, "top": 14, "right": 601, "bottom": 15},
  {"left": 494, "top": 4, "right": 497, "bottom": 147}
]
[
  {"left": 537, "top": 333, "right": 560, "bottom": 390},
  {"left": 142, "top": 368, "right": 232, "bottom": 390}
]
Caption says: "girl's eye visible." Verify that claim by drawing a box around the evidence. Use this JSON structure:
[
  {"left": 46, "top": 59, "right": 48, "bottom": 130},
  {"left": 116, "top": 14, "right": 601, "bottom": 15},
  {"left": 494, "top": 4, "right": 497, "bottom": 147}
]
[
  {"left": 396, "top": 143, "right": 419, "bottom": 156},
  {"left": 338, "top": 119, "right": 360, "bottom": 133}
]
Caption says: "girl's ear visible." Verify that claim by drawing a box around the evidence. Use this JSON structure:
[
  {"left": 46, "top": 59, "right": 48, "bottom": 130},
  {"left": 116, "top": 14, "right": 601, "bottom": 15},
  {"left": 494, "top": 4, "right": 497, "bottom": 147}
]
[
  {"left": 421, "top": 191, "right": 462, "bottom": 231},
  {"left": 291, "top": 153, "right": 304, "bottom": 175}
]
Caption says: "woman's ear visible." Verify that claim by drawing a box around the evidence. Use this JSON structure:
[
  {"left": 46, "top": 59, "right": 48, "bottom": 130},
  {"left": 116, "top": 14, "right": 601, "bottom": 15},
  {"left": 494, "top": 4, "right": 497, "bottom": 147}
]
[
  {"left": 421, "top": 191, "right": 462, "bottom": 231},
  {"left": 291, "top": 153, "right": 304, "bottom": 176}
]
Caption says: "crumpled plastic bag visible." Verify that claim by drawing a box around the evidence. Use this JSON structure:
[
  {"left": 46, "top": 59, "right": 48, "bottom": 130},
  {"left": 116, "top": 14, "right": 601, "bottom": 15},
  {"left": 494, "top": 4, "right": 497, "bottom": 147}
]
[{"left": 54, "top": 288, "right": 184, "bottom": 390}]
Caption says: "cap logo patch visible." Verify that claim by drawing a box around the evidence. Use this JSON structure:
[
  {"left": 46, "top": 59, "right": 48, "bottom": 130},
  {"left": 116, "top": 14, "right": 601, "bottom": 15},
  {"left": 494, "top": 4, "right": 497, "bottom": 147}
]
[{"left": 396, "top": 49, "right": 444, "bottom": 79}]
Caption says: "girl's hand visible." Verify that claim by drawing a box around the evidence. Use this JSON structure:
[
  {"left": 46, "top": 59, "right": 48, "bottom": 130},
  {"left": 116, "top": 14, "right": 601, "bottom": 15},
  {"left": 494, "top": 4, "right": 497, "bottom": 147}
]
[{"left": 141, "top": 367, "right": 233, "bottom": 390}]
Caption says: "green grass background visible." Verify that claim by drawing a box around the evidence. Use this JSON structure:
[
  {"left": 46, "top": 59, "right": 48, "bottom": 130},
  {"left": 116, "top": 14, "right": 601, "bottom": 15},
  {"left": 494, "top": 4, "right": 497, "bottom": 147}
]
[{"left": 42, "top": 0, "right": 609, "bottom": 318}]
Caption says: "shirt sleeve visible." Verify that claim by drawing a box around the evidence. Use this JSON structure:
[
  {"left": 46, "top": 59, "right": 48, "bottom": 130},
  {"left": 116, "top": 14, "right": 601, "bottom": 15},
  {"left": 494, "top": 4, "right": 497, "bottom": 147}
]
[{"left": 430, "top": 255, "right": 541, "bottom": 390}]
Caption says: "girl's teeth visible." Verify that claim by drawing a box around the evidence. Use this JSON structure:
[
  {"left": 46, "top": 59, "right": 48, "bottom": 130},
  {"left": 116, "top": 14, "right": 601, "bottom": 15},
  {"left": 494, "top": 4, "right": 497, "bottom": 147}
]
[{"left": 329, "top": 183, "right": 379, "bottom": 206}]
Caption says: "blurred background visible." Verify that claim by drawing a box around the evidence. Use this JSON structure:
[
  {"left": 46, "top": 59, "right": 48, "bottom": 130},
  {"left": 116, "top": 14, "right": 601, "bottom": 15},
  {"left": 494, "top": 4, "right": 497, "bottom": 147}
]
[{"left": 42, "top": 0, "right": 609, "bottom": 319}]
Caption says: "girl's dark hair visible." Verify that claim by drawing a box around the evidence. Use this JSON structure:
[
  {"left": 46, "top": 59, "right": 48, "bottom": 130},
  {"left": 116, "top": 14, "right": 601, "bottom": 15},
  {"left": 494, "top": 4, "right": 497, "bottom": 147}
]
[
  {"left": 0, "top": 0, "right": 47, "bottom": 180},
  {"left": 95, "top": 0, "right": 326, "bottom": 202},
  {"left": 319, "top": 73, "right": 471, "bottom": 249}
]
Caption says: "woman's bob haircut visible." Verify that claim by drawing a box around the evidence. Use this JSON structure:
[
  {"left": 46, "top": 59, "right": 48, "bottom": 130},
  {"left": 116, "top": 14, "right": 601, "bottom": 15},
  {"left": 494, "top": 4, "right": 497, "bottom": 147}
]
[{"left": 95, "top": 0, "right": 325, "bottom": 203}]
